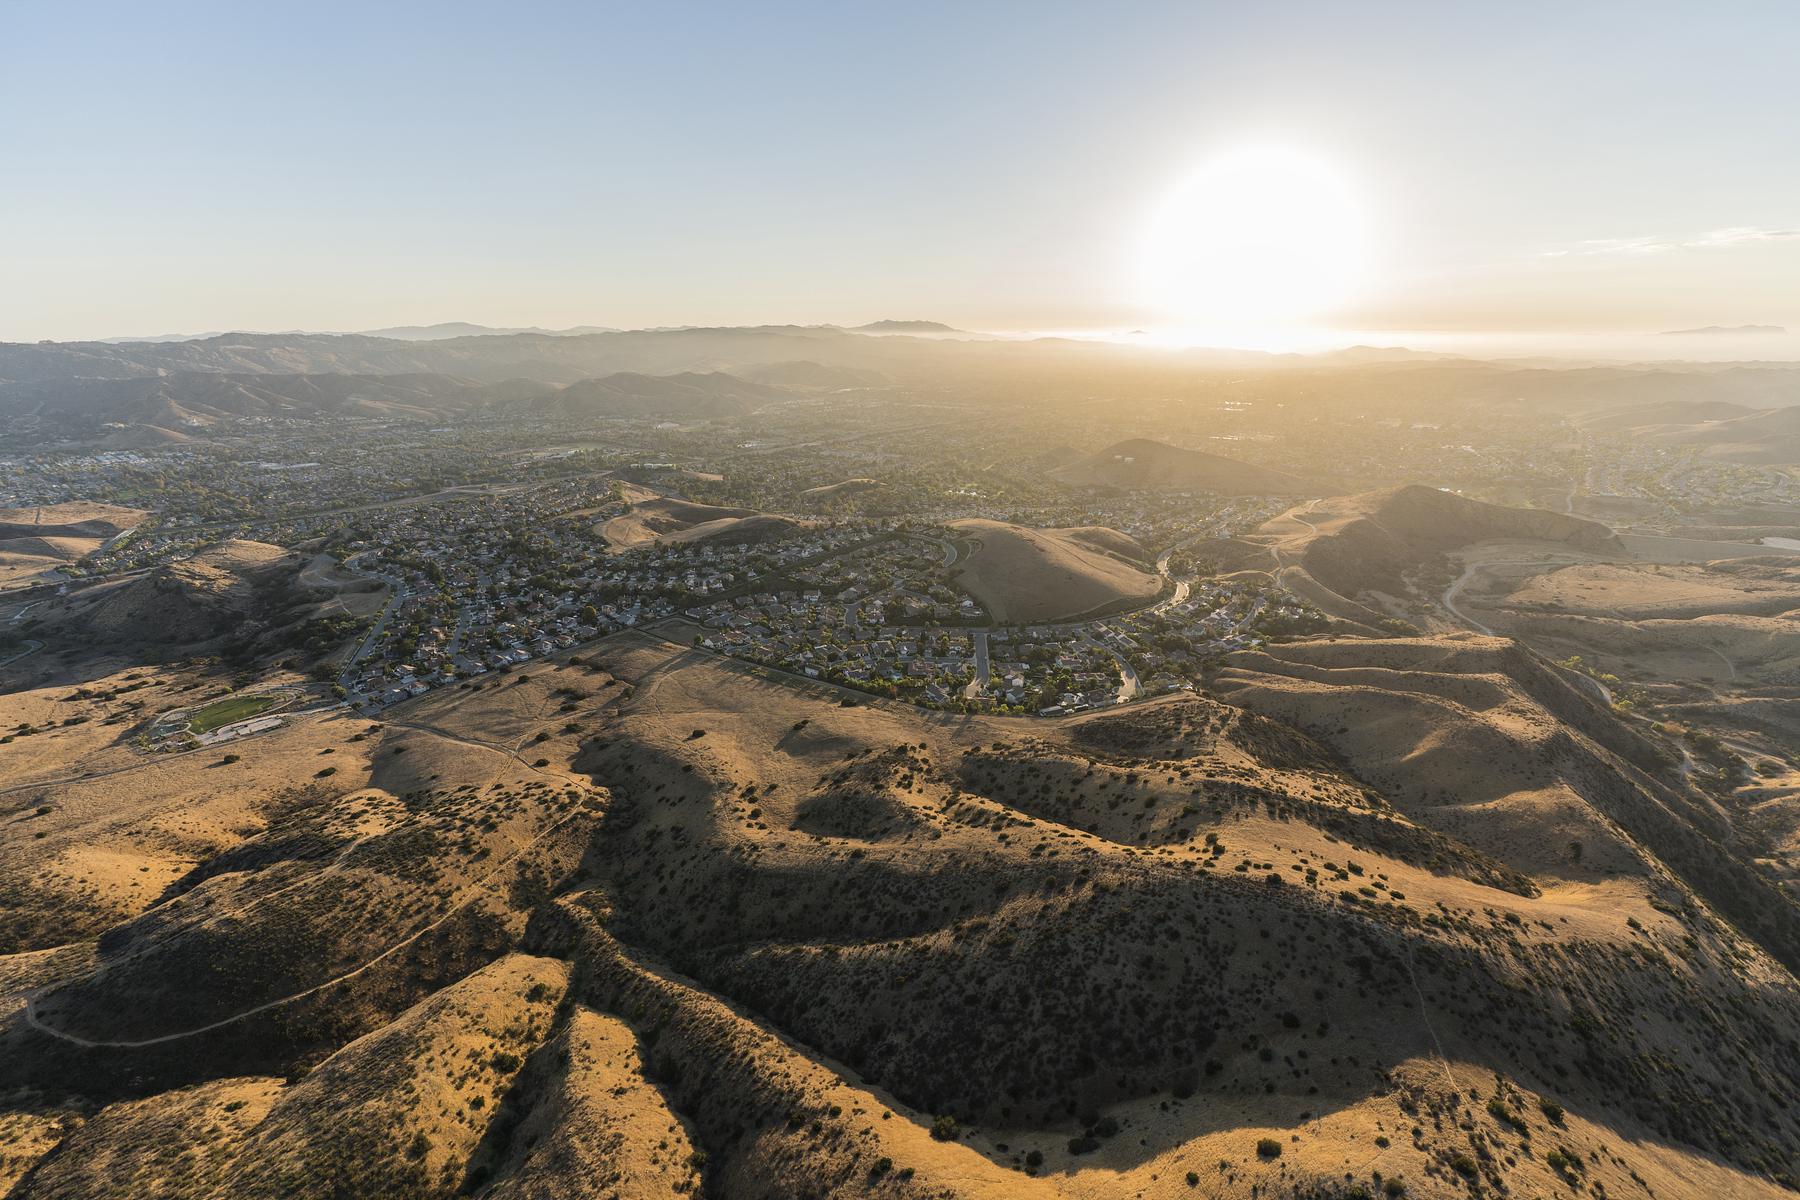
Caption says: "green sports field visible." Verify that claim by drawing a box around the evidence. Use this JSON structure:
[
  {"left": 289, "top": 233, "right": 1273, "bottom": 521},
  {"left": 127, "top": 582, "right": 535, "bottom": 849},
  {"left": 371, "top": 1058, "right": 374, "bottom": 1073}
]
[{"left": 187, "top": 694, "right": 276, "bottom": 734}]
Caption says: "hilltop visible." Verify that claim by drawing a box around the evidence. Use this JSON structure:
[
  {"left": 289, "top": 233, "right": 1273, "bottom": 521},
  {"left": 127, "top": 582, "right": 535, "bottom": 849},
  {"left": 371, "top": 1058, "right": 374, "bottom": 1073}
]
[
  {"left": 18, "top": 538, "right": 381, "bottom": 668},
  {"left": 947, "top": 519, "right": 1162, "bottom": 622},
  {"left": 1055, "top": 438, "right": 1317, "bottom": 495},
  {"left": 850, "top": 319, "right": 963, "bottom": 334},
  {"left": 1252, "top": 484, "right": 1624, "bottom": 625},
  {"left": 601, "top": 496, "right": 800, "bottom": 551},
  {"left": 56, "top": 539, "right": 298, "bottom": 645}
]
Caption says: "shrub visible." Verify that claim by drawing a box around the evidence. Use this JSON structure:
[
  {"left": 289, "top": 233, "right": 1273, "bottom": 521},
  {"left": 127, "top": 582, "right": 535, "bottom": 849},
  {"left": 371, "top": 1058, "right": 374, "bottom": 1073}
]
[
  {"left": 1256, "top": 1137, "right": 1282, "bottom": 1159},
  {"left": 1486, "top": 1096, "right": 1525, "bottom": 1131},
  {"left": 930, "top": 1114, "right": 959, "bottom": 1141},
  {"left": 1537, "top": 1097, "right": 1565, "bottom": 1124},
  {"left": 1067, "top": 1135, "right": 1101, "bottom": 1156}
]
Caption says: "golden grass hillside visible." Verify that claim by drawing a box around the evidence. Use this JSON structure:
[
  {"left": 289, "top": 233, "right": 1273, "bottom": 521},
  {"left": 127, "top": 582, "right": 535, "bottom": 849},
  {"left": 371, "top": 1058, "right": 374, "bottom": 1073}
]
[
  {"left": 601, "top": 497, "right": 801, "bottom": 552},
  {"left": 0, "top": 631, "right": 1796, "bottom": 1198},
  {"left": 948, "top": 519, "right": 1162, "bottom": 623},
  {"left": 0, "top": 503, "right": 147, "bottom": 589}
]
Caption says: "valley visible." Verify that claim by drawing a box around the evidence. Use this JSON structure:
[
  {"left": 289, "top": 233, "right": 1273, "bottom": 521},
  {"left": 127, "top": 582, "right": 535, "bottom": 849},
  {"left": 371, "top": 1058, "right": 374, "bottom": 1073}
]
[{"left": 4, "top": 324, "right": 1800, "bottom": 1199}]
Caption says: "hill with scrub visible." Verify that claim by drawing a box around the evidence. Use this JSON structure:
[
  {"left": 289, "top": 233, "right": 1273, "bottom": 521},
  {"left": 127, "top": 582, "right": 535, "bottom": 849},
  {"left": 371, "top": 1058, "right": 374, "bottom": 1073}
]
[
  {"left": 1252, "top": 484, "right": 1625, "bottom": 623},
  {"left": 3, "top": 630, "right": 1797, "bottom": 1198}
]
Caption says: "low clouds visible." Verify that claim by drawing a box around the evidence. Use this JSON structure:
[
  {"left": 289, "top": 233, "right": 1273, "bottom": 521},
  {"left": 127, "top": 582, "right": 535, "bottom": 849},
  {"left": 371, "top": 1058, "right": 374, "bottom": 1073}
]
[{"left": 1543, "top": 226, "right": 1800, "bottom": 257}]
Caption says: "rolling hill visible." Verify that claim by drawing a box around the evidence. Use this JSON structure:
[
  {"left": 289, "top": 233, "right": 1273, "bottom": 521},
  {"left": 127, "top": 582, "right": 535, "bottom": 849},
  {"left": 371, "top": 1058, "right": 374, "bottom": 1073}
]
[
  {"left": 1250, "top": 485, "right": 1625, "bottom": 626},
  {"left": 947, "top": 518, "right": 1161, "bottom": 623},
  {"left": 601, "top": 497, "right": 801, "bottom": 551},
  {"left": 0, "top": 504, "right": 147, "bottom": 588},
  {"left": 2, "top": 616, "right": 1799, "bottom": 1197},
  {"left": 1637, "top": 404, "right": 1800, "bottom": 464}
]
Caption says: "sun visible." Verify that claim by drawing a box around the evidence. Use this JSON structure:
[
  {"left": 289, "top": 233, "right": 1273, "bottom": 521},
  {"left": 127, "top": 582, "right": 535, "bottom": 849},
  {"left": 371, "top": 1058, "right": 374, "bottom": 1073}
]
[{"left": 1138, "top": 144, "right": 1372, "bottom": 337}]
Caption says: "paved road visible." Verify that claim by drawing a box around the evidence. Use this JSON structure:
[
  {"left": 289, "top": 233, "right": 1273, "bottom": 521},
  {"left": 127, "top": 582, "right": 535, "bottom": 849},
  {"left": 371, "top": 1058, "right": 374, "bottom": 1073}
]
[
  {"left": 338, "top": 559, "right": 407, "bottom": 684},
  {"left": 1268, "top": 504, "right": 1319, "bottom": 575},
  {"left": 0, "top": 639, "right": 44, "bottom": 669},
  {"left": 1112, "top": 649, "right": 1141, "bottom": 702},
  {"left": 1150, "top": 540, "right": 1195, "bottom": 613},
  {"left": 1440, "top": 559, "right": 1501, "bottom": 636},
  {"left": 961, "top": 629, "right": 990, "bottom": 699},
  {"left": 1080, "top": 634, "right": 1141, "bottom": 702},
  {"left": 1440, "top": 555, "right": 1587, "bottom": 638}
]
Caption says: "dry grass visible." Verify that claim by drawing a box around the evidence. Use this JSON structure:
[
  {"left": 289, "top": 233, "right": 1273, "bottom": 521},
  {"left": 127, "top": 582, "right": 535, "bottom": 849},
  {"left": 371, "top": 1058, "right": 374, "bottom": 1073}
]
[{"left": 947, "top": 519, "right": 1161, "bottom": 623}]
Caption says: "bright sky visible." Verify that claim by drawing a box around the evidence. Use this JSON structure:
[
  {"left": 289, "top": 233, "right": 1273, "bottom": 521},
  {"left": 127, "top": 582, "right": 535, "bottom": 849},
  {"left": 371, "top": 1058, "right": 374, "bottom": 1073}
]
[{"left": 5, "top": 0, "right": 1798, "bottom": 345}]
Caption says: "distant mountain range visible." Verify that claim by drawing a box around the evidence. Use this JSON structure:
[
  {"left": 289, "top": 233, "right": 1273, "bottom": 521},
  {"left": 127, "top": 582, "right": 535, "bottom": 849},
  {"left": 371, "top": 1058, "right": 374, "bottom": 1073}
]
[
  {"left": 97, "top": 319, "right": 965, "bottom": 344},
  {"left": 1661, "top": 324, "right": 1788, "bottom": 336},
  {"left": 848, "top": 319, "right": 964, "bottom": 334},
  {"left": 100, "top": 322, "right": 621, "bottom": 344},
  {"left": 10, "top": 322, "right": 1800, "bottom": 449}
]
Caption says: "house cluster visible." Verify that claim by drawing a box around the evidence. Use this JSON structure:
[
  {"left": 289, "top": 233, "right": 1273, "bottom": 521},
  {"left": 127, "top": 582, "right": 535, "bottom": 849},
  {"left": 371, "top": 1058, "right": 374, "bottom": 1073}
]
[
  {"left": 789, "top": 535, "right": 983, "bottom": 624},
  {"left": 315, "top": 488, "right": 896, "bottom": 711},
  {"left": 981, "top": 630, "right": 1129, "bottom": 713},
  {"left": 692, "top": 609, "right": 979, "bottom": 705}
]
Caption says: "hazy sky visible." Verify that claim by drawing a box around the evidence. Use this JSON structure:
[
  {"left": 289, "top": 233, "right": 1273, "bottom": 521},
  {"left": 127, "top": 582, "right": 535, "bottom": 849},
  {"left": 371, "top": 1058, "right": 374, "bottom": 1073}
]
[{"left": 5, "top": 1, "right": 1798, "bottom": 343}]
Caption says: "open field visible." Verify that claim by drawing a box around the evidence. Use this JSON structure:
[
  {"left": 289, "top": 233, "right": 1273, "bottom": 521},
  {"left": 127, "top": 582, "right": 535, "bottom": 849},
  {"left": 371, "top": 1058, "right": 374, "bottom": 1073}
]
[{"left": 186, "top": 694, "right": 278, "bottom": 734}]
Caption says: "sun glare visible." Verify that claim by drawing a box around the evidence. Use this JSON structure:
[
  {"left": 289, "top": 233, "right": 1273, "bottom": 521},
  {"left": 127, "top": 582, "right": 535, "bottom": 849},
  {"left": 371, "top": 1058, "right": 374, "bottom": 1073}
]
[{"left": 1139, "top": 145, "right": 1372, "bottom": 340}]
